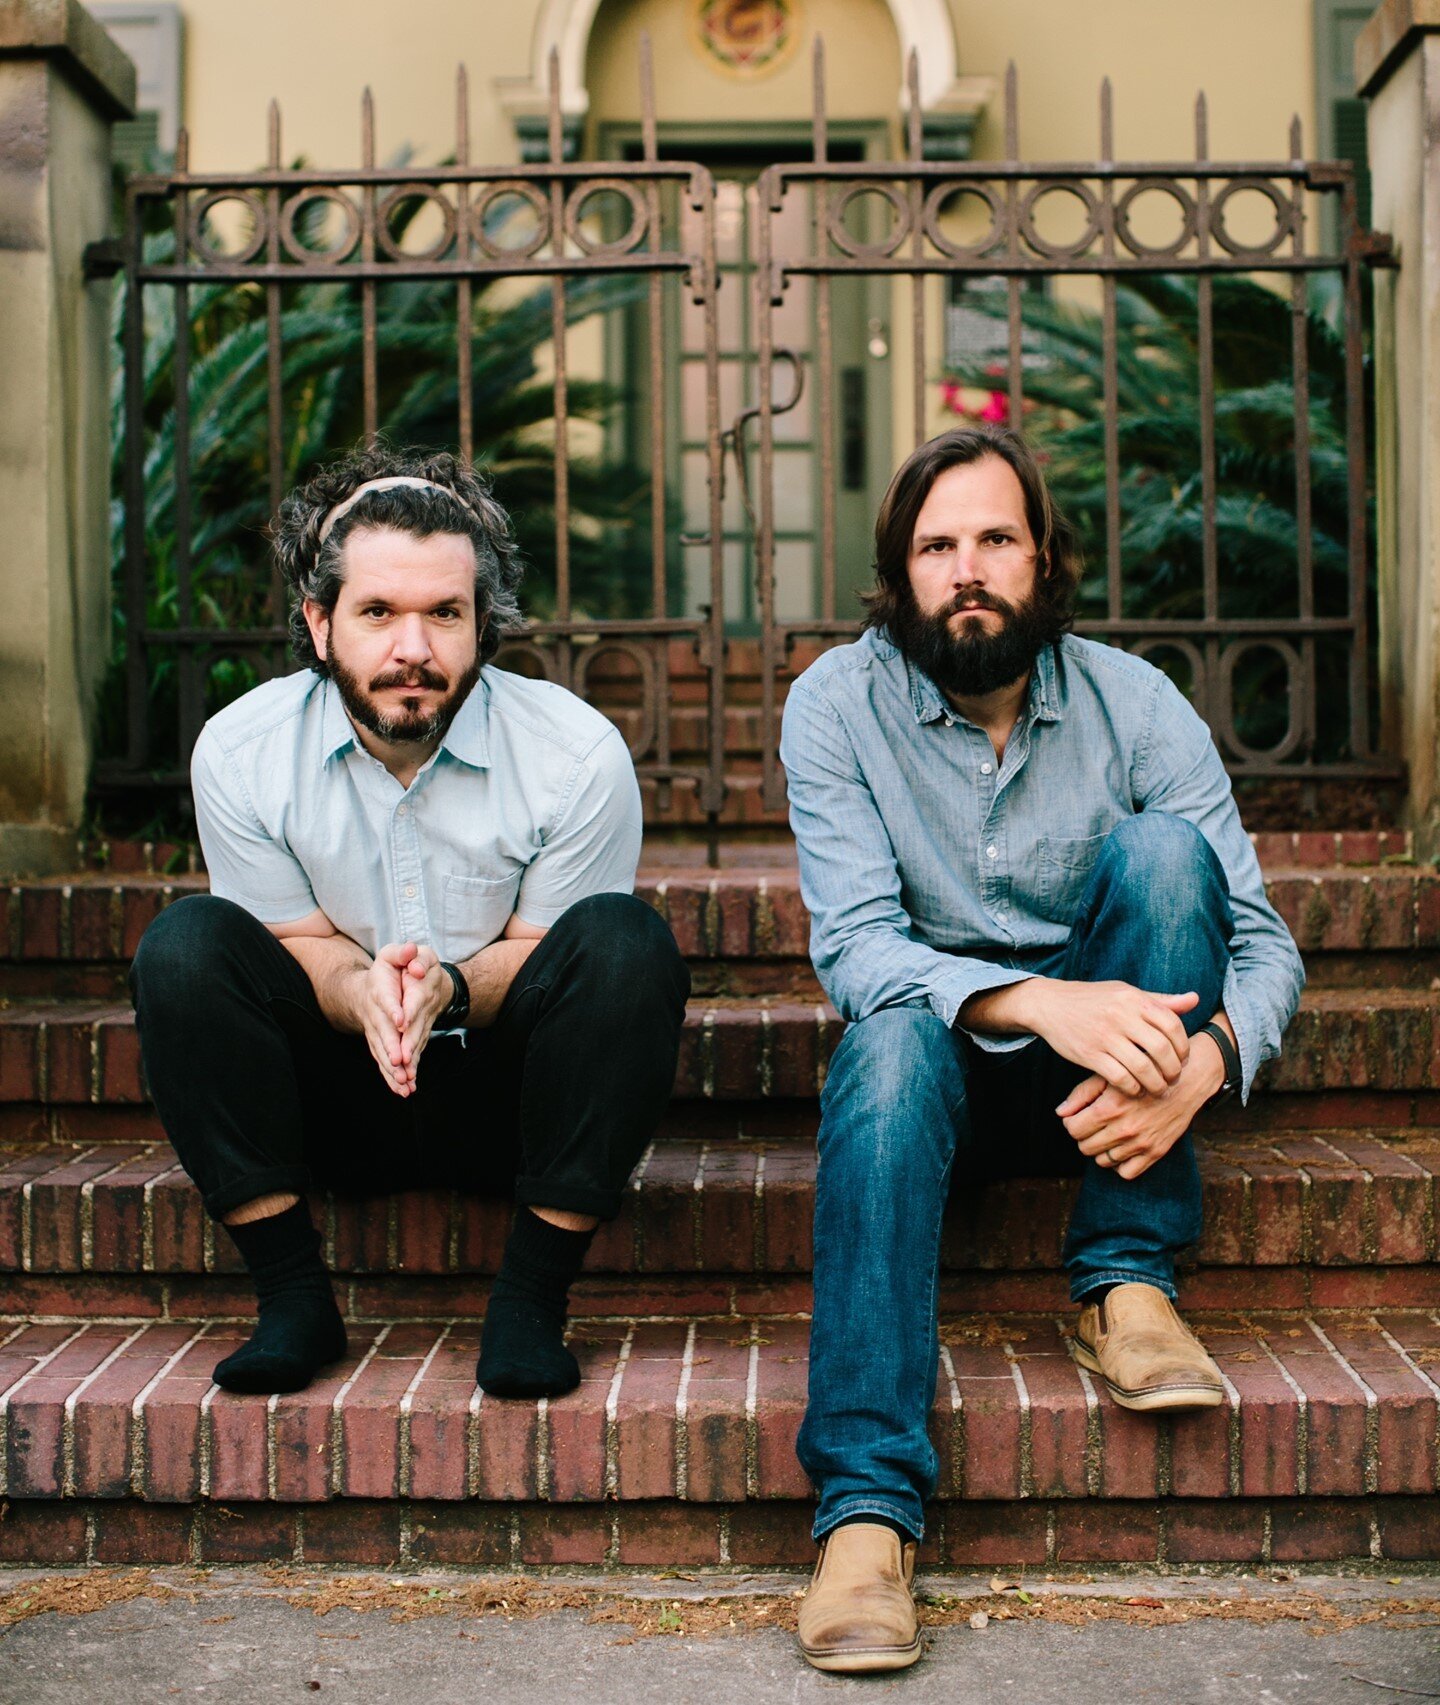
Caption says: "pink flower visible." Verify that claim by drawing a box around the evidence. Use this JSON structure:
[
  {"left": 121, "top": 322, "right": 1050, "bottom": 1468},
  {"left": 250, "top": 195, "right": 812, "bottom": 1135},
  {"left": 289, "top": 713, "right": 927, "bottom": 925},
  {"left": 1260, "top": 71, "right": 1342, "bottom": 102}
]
[{"left": 978, "top": 390, "right": 1009, "bottom": 423}]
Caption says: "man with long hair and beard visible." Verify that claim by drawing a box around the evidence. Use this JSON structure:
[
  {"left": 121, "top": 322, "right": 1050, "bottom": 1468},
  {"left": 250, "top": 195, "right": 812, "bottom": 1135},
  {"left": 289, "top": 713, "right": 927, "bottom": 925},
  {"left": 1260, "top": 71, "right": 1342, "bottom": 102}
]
[
  {"left": 130, "top": 447, "right": 688, "bottom": 1402},
  {"left": 781, "top": 427, "right": 1303, "bottom": 1674}
]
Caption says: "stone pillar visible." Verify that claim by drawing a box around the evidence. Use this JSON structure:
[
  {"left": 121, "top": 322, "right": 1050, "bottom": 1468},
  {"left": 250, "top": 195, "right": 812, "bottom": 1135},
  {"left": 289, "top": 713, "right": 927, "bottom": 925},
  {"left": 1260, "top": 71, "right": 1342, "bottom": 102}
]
[
  {"left": 0, "top": 1, "right": 134, "bottom": 875},
  {"left": 1360, "top": 1, "right": 1440, "bottom": 853}
]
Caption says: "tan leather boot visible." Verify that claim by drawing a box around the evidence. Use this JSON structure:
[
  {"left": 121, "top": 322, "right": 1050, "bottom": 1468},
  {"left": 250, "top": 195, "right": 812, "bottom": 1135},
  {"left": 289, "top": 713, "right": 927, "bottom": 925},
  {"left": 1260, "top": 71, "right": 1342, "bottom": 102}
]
[
  {"left": 797, "top": 1521, "right": 922, "bottom": 1673},
  {"left": 1072, "top": 1282, "right": 1224, "bottom": 1411}
]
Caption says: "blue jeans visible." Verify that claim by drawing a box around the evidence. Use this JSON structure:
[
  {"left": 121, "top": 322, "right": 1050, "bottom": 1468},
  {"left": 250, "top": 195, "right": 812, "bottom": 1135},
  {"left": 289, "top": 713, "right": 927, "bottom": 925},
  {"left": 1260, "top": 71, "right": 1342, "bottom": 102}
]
[{"left": 798, "top": 813, "right": 1234, "bottom": 1541}]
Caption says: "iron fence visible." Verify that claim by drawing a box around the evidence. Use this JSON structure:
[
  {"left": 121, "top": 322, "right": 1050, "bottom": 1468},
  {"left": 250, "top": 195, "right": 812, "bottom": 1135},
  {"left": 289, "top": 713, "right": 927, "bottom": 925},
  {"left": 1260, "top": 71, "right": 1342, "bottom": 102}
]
[{"left": 98, "top": 39, "right": 1400, "bottom": 825}]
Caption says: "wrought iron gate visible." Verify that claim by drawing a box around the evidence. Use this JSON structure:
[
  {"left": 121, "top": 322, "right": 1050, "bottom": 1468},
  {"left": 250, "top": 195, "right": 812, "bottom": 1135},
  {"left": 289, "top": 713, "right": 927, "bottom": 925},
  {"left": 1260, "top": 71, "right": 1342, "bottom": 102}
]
[{"left": 99, "top": 41, "right": 1399, "bottom": 824}]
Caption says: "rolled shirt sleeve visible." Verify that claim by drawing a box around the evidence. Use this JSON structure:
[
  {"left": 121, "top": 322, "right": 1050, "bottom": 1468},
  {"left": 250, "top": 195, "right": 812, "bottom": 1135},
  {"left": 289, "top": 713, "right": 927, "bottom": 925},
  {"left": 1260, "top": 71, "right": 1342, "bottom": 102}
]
[
  {"left": 191, "top": 727, "right": 318, "bottom": 925},
  {"left": 781, "top": 679, "right": 1034, "bottom": 1030},
  {"left": 1134, "top": 673, "right": 1306, "bottom": 1101},
  {"left": 513, "top": 724, "right": 643, "bottom": 928}
]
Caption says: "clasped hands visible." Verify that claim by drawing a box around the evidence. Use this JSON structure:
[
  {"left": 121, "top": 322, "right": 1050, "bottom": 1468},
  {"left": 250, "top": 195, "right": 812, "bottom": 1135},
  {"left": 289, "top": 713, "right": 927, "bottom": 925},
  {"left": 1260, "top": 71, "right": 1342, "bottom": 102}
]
[
  {"left": 1032, "top": 980, "right": 1228, "bottom": 1180},
  {"left": 352, "top": 942, "right": 454, "bottom": 1098}
]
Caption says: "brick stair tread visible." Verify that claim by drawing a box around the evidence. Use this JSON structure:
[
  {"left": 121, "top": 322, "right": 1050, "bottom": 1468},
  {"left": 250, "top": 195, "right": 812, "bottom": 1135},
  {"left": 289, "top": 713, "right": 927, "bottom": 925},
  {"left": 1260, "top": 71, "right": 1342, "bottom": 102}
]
[
  {"left": 2, "top": 1310, "right": 1437, "bottom": 1505},
  {"left": 6, "top": 859, "right": 1439, "bottom": 965},
  {"left": 3, "top": 1131, "right": 1439, "bottom": 1297},
  {"left": 3, "top": 989, "right": 1440, "bottom": 1105}
]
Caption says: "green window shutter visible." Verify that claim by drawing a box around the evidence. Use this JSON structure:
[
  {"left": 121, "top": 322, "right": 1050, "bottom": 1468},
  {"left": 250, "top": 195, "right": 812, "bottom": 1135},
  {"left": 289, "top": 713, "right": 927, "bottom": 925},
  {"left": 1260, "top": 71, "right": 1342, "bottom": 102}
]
[
  {"left": 1333, "top": 96, "right": 1371, "bottom": 229},
  {"left": 111, "top": 109, "right": 162, "bottom": 174}
]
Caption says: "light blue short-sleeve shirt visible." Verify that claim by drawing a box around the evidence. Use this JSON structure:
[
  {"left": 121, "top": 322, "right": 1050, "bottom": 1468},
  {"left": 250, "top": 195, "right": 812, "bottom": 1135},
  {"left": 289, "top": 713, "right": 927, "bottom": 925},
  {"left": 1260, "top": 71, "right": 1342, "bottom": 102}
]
[{"left": 190, "top": 666, "right": 643, "bottom": 960}]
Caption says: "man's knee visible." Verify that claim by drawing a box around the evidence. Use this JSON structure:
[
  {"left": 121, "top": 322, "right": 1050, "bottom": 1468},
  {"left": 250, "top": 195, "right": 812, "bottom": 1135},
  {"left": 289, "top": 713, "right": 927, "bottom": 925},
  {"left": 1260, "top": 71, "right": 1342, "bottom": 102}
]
[
  {"left": 1094, "top": 813, "right": 1226, "bottom": 907},
  {"left": 821, "top": 1006, "right": 965, "bottom": 1168},
  {"left": 550, "top": 891, "right": 689, "bottom": 1001},
  {"left": 130, "top": 894, "right": 263, "bottom": 1008}
]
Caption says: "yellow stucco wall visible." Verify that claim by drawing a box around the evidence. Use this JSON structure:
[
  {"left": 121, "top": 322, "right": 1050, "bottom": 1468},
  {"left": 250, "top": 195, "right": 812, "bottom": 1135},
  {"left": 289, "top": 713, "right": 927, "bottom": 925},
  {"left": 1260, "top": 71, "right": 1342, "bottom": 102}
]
[{"left": 169, "top": 0, "right": 1317, "bottom": 174}]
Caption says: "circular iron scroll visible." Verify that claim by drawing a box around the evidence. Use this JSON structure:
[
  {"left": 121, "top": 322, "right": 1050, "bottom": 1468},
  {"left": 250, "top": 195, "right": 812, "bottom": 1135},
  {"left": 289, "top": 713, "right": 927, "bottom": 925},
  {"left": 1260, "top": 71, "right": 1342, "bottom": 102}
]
[
  {"left": 278, "top": 188, "right": 362, "bottom": 265},
  {"left": 1017, "top": 179, "right": 1101, "bottom": 260},
  {"left": 1215, "top": 638, "right": 1306, "bottom": 763},
  {"left": 564, "top": 179, "right": 650, "bottom": 257},
  {"left": 1113, "top": 180, "right": 1198, "bottom": 260},
  {"left": 188, "top": 190, "right": 268, "bottom": 266},
  {"left": 471, "top": 182, "right": 552, "bottom": 259},
  {"left": 376, "top": 183, "right": 458, "bottom": 263},
  {"left": 921, "top": 182, "right": 1004, "bottom": 260},
  {"left": 1207, "top": 177, "right": 1294, "bottom": 259},
  {"left": 572, "top": 641, "right": 657, "bottom": 762},
  {"left": 826, "top": 182, "right": 913, "bottom": 259}
]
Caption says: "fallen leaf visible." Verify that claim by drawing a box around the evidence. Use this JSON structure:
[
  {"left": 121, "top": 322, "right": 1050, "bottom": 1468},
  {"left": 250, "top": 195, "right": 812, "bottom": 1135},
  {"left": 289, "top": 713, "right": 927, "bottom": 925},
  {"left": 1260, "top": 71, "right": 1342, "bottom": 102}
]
[
  {"left": 1126, "top": 1597, "right": 1166, "bottom": 1609},
  {"left": 989, "top": 1577, "right": 1019, "bottom": 1594}
]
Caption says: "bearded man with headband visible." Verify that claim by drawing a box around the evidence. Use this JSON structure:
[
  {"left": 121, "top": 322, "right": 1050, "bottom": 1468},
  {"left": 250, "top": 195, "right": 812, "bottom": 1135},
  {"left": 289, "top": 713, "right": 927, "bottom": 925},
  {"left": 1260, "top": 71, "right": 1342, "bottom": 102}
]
[
  {"left": 781, "top": 426, "right": 1303, "bottom": 1673},
  {"left": 130, "top": 447, "right": 689, "bottom": 1400}
]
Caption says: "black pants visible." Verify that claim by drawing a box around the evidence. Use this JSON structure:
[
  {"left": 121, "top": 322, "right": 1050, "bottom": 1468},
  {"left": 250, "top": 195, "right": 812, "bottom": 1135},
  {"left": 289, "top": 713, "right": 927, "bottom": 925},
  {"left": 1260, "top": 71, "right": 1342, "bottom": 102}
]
[{"left": 130, "top": 892, "right": 691, "bottom": 1222}]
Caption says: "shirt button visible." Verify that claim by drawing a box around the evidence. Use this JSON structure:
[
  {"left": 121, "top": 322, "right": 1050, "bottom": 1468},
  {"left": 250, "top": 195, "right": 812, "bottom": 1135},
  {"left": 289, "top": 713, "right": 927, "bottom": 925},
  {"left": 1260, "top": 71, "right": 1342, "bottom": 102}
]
[
  {"left": 986, "top": 845, "right": 997, "bottom": 860},
  {"left": 397, "top": 804, "right": 408, "bottom": 817},
  {"left": 981, "top": 762, "right": 993, "bottom": 775},
  {"left": 405, "top": 884, "right": 417, "bottom": 898},
  {"left": 944, "top": 716, "right": 953, "bottom": 727}
]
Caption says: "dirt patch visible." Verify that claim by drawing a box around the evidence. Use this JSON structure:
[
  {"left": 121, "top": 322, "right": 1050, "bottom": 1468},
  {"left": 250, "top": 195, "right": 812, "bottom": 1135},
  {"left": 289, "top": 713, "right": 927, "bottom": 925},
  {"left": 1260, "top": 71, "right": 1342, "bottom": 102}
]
[{"left": 0, "top": 1570, "right": 182, "bottom": 1627}]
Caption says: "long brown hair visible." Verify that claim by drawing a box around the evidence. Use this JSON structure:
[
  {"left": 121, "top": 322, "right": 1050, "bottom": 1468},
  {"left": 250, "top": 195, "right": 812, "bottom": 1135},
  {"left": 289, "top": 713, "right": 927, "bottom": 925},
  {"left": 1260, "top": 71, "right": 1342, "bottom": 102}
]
[{"left": 862, "top": 425, "right": 1083, "bottom": 632}]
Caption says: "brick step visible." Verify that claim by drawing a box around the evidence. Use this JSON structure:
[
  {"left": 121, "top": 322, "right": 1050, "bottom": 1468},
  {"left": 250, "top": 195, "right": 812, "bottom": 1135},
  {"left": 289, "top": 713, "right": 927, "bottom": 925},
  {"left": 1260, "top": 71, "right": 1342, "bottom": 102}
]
[
  {"left": 3, "top": 989, "right": 1440, "bottom": 1109},
  {"left": 6, "top": 860, "right": 1435, "bottom": 975},
  {"left": 1, "top": 1312, "right": 1437, "bottom": 1514},
  {"left": 3, "top": 1132, "right": 1438, "bottom": 1285}
]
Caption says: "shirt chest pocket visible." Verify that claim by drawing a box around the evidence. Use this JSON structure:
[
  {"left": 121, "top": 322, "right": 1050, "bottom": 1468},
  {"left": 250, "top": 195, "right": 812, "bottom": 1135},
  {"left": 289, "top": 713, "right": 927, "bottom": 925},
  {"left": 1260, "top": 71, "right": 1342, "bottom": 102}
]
[
  {"left": 1035, "top": 831, "right": 1112, "bottom": 926},
  {"left": 443, "top": 871, "right": 520, "bottom": 960}
]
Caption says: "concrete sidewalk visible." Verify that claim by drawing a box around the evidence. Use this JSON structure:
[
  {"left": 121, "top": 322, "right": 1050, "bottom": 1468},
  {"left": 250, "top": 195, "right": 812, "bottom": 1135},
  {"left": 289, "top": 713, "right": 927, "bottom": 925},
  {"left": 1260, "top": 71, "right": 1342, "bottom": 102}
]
[{"left": 1, "top": 1567, "right": 1438, "bottom": 1704}]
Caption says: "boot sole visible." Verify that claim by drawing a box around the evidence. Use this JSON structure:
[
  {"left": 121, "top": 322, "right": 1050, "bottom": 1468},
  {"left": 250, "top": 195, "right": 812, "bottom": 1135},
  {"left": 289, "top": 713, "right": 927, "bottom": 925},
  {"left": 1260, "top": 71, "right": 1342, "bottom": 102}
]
[
  {"left": 1070, "top": 1338, "right": 1224, "bottom": 1412},
  {"left": 800, "top": 1637, "right": 923, "bottom": 1673}
]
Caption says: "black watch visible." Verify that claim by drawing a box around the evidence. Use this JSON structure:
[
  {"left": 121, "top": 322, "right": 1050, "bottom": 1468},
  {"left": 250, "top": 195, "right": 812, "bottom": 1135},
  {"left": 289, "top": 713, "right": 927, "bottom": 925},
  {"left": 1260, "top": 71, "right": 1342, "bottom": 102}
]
[
  {"left": 1199, "top": 1021, "right": 1240, "bottom": 1102},
  {"left": 437, "top": 961, "right": 470, "bottom": 1028}
]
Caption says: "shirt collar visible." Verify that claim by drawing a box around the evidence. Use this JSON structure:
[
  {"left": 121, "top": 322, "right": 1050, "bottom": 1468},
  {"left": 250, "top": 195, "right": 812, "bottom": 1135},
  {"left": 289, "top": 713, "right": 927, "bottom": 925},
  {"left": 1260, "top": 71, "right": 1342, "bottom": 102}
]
[
  {"left": 897, "top": 636, "right": 1064, "bottom": 727},
  {"left": 318, "top": 671, "right": 492, "bottom": 769}
]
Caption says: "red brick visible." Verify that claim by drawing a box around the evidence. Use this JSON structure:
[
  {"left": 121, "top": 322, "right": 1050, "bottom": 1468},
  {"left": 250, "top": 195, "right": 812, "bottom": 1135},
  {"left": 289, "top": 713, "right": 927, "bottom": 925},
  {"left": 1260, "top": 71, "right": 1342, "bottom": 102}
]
[
  {"left": 145, "top": 1164, "right": 205, "bottom": 1273},
  {"left": 1271, "top": 1135, "right": 1368, "bottom": 1265},
  {"left": 407, "top": 1502, "right": 513, "bottom": 1566},
  {"left": 206, "top": 1386, "right": 271, "bottom": 1502},
  {"left": 1166, "top": 1500, "right": 1267, "bottom": 1562},
  {"left": 614, "top": 1321, "right": 687, "bottom": 1500},
  {"left": 450, "top": 1194, "right": 510, "bottom": 1274},
  {"left": 71, "top": 1322, "right": 199, "bottom": 1496},
  {"left": 392, "top": 1192, "right": 454, "bottom": 1275},
  {"left": 88, "top": 1147, "right": 174, "bottom": 1272},
  {"left": 139, "top": 1327, "right": 245, "bottom": 1501},
  {"left": 683, "top": 1324, "right": 752, "bottom": 1503},
  {"left": 404, "top": 1323, "right": 482, "bottom": 1501},
  {"left": 1224, "top": 1143, "right": 1305, "bottom": 1264},
  {"left": 44, "top": 1012, "right": 98, "bottom": 1105},
  {"left": 302, "top": 1501, "right": 403, "bottom": 1565},
  {"left": 198, "top": 1504, "right": 298, "bottom": 1563},
  {"left": 0, "top": 1016, "right": 41, "bottom": 1102},
  {"left": 269, "top": 1326, "right": 383, "bottom": 1502},
  {"left": 99, "top": 1018, "right": 145, "bottom": 1103},
  {"left": 29, "top": 1145, "right": 149, "bottom": 1272},
  {"left": 751, "top": 1320, "right": 811, "bottom": 1499},
  {"left": 19, "top": 889, "right": 63, "bottom": 959},
  {"left": 1271, "top": 1499, "right": 1377, "bottom": 1560},
  {"left": 704, "top": 1006, "right": 763, "bottom": 1099},
  {"left": 0, "top": 1273, "right": 167, "bottom": 1318},
  {"left": 615, "top": 1501, "right": 724, "bottom": 1566},
  {"left": 1375, "top": 1497, "right": 1440, "bottom": 1560},
  {"left": 632, "top": 1140, "right": 702, "bottom": 1271},
  {"left": 545, "top": 1327, "right": 626, "bottom": 1502},
  {"left": 0, "top": 1498, "right": 87, "bottom": 1563},
  {"left": 948, "top": 1335, "right": 1024, "bottom": 1500},
  {"left": 67, "top": 886, "right": 117, "bottom": 960},
  {"left": 1013, "top": 1320, "right": 1091, "bottom": 1499},
  {"left": 1254, "top": 1315, "right": 1371, "bottom": 1496},
  {"left": 329, "top": 1196, "right": 391, "bottom": 1274},
  {"left": 1317, "top": 1317, "right": 1437, "bottom": 1494},
  {"left": 1310, "top": 1267, "right": 1440, "bottom": 1308},
  {"left": 514, "top": 1504, "right": 610, "bottom": 1565},
  {"left": 726, "top": 1502, "right": 817, "bottom": 1566},
  {"left": 0, "top": 1147, "right": 65, "bottom": 1267},
  {"left": 338, "top": 1322, "right": 439, "bottom": 1499},
  {"left": 1196, "top": 1320, "right": 1301, "bottom": 1498},
  {"left": 697, "top": 1141, "right": 760, "bottom": 1272},
  {"left": 1193, "top": 1150, "right": 1250, "bottom": 1266},
  {"left": 5, "top": 1325, "right": 131, "bottom": 1497},
  {"left": 1053, "top": 1501, "right": 1160, "bottom": 1563},
  {"left": 1330, "top": 1133, "right": 1436, "bottom": 1264},
  {"left": 472, "top": 1387, "right": 542, "bottom": 1501},
  {"left": 1178, "top": 1268, "right": 1307, "bottom": 1311},
  {"left": 92, "top": 1501, "right": 193, "bottom": 1563},
  {"left": 937, "top": 1500, "right": 1048, "bottom": 1565},
  {"left": 758, "top": 1146, "right": 812, "bottom": 1272}
]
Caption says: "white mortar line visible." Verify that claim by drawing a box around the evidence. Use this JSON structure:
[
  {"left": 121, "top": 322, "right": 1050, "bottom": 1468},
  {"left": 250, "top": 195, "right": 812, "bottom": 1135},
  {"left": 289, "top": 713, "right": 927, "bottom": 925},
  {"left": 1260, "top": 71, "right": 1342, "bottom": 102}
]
[
  {"left": 397, "top": 1324, "right": 450, "bottom": 1498},
  {"left": 61, "top": 1323, "right": 146, "bottom": 1496},
  {"left": 129, "top": 1324, "right": 211, "bottom": 1496},
  {"left": 603, "top": 1324, "right": 636, "bottom": 1499},
  {"left": 674, "top": 1320, "right": 697, "bottom": 1502},
  {"left": 328, "top": 1323, "right": 391, "bottom": 1496}
]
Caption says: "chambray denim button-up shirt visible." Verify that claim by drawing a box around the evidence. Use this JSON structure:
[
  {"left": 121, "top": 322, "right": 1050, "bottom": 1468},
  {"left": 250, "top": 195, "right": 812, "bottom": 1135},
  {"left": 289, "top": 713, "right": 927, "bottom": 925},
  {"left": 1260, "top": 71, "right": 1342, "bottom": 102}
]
[
  {"left": 779, "top": 627, "right": 1304, "bottom": 1101},
  {"left": 191, "top": 666, "right": 642, "bottom": 962}
]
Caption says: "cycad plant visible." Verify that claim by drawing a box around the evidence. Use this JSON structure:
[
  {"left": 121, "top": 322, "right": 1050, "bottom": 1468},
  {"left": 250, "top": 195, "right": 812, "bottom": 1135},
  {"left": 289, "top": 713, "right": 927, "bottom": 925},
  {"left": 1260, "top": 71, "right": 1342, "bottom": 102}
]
[
  {"left": 942, "top": 273, "right": 1373, "bottom": 760},
  {"left": 99, "top": 175, "right": 651, "bottom": 776}
]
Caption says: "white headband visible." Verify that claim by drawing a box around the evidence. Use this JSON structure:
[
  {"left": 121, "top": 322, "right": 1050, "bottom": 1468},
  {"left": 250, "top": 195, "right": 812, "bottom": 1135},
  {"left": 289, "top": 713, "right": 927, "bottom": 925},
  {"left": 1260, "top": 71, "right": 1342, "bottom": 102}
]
[{"left": 317, "top": 476, "right": 478, "bottom": 544}]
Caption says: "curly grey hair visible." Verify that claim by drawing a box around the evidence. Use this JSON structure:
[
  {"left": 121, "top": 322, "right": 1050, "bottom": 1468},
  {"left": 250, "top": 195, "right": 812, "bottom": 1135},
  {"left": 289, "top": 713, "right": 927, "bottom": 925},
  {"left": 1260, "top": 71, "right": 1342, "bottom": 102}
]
[{"left": 270, "top": 445, "right": 524, "bottom": 674}]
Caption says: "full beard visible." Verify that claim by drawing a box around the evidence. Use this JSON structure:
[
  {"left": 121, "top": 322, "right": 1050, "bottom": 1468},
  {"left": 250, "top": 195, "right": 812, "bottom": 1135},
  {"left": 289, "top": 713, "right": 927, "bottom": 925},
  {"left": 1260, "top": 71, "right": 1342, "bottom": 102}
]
[
  {"left": 888, "top": 582, "right": 1068, "bottom": 700},
  {"left": 327, "top": 647, "right": 482, "bottom": 746}
]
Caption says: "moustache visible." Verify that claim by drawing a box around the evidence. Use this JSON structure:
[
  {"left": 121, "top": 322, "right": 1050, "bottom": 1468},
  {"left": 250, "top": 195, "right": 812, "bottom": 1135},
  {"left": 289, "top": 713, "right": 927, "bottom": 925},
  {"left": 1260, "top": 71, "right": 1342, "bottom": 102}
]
[
  {"left": 370, "top": 667, "right": 449, "bottom": 692},
  {"left": 945, "top": 590, "right": 1012, "bottom": 618}
]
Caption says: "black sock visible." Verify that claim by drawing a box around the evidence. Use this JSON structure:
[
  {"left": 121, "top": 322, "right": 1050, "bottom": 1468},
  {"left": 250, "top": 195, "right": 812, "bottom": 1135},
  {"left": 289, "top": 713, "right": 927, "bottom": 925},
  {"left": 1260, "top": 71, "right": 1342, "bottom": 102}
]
[
  {"left": 833, "top": 1514, "right": 916, "bottom": 1545},
  {"left": 212, "top": 1201, "right": 347, "bottom": 1395},
  {"left": 476, "top": 1209, "right": 596, "bottom": 1399}
]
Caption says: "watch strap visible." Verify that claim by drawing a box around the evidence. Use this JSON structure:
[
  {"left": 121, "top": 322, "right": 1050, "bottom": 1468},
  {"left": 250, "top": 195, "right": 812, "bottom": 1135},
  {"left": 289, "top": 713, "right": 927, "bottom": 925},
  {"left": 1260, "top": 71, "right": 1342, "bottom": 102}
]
[
  {"left": 438, "top": 960, "right": 470, "bottom": 1027},
  {"left": 1199, "top": 1021, "right": 1240, "bottom": 1098}
]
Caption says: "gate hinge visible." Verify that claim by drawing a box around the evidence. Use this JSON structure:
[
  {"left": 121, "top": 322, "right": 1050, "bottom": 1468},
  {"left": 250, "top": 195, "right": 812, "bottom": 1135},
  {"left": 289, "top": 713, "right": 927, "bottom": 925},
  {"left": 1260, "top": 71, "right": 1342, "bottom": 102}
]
[{"left": 82, "top": 239, "right": 125, "bottom": 280}]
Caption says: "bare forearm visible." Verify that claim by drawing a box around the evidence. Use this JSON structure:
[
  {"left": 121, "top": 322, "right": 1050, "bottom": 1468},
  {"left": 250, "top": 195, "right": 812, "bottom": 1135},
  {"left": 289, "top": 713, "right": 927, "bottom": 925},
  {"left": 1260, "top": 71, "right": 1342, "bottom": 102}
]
[
  {"left": 959, "top": 976, "right": 1052, "bottom": 1037},
  {"left": 457, "top": 937, "right": 542, "bottom": 1028},
  {"left": 281, "top": 933, "right": 370, "bottom": 1030}
]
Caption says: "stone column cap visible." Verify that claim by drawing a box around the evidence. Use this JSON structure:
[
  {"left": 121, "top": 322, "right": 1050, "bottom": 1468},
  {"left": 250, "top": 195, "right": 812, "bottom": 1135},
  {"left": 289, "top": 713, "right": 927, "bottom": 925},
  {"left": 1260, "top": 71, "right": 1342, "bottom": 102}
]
[
  {"left": 1357, "top": 0, "right": 1440, "bottom": 98},
  {"left": 0, "top": 0, "right": 136, "bottom": 118}
]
